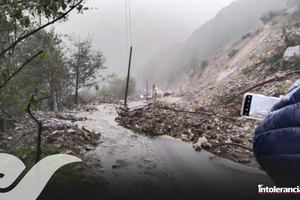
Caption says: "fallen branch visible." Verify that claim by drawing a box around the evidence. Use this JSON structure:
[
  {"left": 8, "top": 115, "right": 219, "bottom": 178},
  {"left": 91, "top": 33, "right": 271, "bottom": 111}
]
[
  {"left": 238, "top": 70, "right": 300, "bottom": 96},
  {"left": 159, "top": 105, "right": 212, "bottom": 116},
  {"left": 157, "top": 105, "right": 237, "bottom": 121},
  {"left": 116, "top": 103, "right": 237, "bottom": 122},
  {"left": 128, "top": 104, "right": 149, "bottom": 111}
]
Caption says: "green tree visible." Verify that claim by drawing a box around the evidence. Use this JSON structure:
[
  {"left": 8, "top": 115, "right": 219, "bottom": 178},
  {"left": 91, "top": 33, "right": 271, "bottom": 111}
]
[
  {"left": 68, "top": 35, "right": 107, "bottom": 105},
  {"left": 101, "top": 77, "right": 136, "bottom": 99},
  {"left": 0, "top": 0, "right": 86, "bottom": 121},
  {"left": 0, "top": 0, "right": 86, "bottom": 93},
  {"left": 8, "top": 29, "right": 72, "bottom": 111},
  {"left": 35, "top": 29, "right": 71, "bottom": 111}
]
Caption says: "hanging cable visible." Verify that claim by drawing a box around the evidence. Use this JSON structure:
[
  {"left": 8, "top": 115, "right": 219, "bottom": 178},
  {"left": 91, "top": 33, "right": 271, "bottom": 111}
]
[
  {"left": 125, "top": 0, "right": 129, "bottom": 53},
  {"left": 128, "top": 0, "right": 132, "bottom": 46},
  {"left": 132, "top": 51, "right": 140, "bottom": 70}
]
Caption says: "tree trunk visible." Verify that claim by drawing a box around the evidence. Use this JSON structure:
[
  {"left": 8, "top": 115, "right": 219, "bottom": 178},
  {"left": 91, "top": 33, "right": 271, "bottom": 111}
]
[
  {"left": 0, "top": 119, "right": 5, "bottom": 133},
  {"left": 27, "top": 95, "right": 42, "bottom": 164},
  {"left": 55, "top": 92, "right": 61, "bottom": 111},
  {"left": 48, "top": 95, "right": 55, "bottom": 111},
  {"left": 75, "top": 70, "right": 79, "bottom": 105},
  {"left": 75, "top": 44, "right": 81, "bottom": 105}
]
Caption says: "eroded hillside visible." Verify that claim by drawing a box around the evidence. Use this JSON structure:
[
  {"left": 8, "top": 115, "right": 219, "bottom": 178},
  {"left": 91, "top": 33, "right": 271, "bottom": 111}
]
[{"left": 183, "top": 6, "right": 300, "bottom": 112}]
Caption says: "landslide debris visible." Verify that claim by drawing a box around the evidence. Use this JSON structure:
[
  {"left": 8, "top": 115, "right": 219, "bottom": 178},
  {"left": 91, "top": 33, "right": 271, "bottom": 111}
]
[
  {"left": 2, "top": 114, "right": 100, "bottom": 162},
  {"left": 115, "top": 101, "right": 259, "bottom": 168},
  {"left": 0, "top": 94, "right": 122, "bottom": 172}
]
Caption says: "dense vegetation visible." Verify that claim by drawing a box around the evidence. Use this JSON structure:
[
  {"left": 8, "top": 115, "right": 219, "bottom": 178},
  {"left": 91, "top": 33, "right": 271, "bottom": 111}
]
[
  {"left": 97, "top": 77, "right": 136, "bottom": 99},
  {"left": 0, "top": 0, "right": 110, "bottom": 131}
]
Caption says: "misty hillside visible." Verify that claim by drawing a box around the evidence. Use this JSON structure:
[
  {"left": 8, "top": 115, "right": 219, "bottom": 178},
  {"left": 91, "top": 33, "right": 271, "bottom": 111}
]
[
  {"left": 181, "top": 1, "right": 300, "bottom": 116},
  {"left": 137, "top": 0, "right": 296, "bottom": 91}
]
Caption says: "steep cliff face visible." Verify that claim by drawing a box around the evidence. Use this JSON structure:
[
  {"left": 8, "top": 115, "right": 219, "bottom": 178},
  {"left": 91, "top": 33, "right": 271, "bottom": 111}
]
[
  {"left": 139, "top": 0, "right": 294, "bottom": 91},
  {"left": 183, "top": 5, "right": 300, "bottom": 115}
]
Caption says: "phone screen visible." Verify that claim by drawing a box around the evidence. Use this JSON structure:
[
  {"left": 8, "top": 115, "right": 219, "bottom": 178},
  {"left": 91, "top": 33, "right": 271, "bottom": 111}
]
[{"left": 242, "top": 94, "right": 281, "bottom": 119}]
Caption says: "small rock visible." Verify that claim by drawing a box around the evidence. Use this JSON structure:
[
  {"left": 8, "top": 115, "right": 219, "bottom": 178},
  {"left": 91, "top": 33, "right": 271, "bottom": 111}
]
[
  {"left": 238, "top": 159, "right": 250, "bottom": 164},
  {"left": 82, "top": 126, "right": 95, "bottom": 134},
  {"left": 85, "top": 146, "right": 93, "bottom": 151},
  {"left": 144, "top": 157, "right": 156, "bottom": 162},
  {"left": 67, "top": 129, "right": 76, "bottom": 134},
  {"left": 201, "top": 141, "right": 212, "bottom": 149},
  {"left": 230, "top": 136, "right": 243, "bottom": 144},
  {"left": 193, "top": 143, "right": 201, "bottom": 151},
  {"left": 181, "top": 134, "right": 189, "bottom": 141},
  {"left": 198, "top": 137, "right": 208, "bottom": 144},
  {"left": 210, "top": 134, "right": 217, "bottom": 139},
  {"left": 195, "top": 129, "right": 204, "bottom": 136}
]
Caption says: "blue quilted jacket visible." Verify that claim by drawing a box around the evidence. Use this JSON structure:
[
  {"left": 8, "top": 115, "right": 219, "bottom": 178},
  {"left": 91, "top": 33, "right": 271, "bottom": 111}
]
[{"left": 253, "top": 79, "right": 300, "bottom": 186}]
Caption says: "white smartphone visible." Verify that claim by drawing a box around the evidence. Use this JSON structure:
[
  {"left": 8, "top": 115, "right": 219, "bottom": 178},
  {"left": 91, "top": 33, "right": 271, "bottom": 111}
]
[{"left": 241, "top": 93, "right": 281, "bottom": 120}]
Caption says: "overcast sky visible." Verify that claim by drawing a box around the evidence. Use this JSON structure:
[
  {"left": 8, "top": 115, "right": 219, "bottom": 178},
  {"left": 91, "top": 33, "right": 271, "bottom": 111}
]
[{"left": 54, "top": 0, "right": 235, "bottom": 75}]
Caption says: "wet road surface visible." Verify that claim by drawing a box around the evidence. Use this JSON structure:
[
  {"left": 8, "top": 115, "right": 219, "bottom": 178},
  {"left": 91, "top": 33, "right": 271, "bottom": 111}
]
[{"left": 69, "top": 102, "right": 290, "bottom": 200}]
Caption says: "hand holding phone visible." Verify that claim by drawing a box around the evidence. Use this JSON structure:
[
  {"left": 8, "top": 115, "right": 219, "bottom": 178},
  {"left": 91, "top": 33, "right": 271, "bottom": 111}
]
[{"left": 241, "top": 93, "right": 281, "bottom": 120}]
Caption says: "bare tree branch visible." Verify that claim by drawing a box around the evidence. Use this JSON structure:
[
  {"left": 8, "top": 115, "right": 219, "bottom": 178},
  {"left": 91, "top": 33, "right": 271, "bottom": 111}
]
[
  {"left": 26, "top": 94, "right": 50, "bottom": 163},
  {"left": 27, "top": 95, "right": 42, "bottom": 163},
  {"left": 0, "top": 0, "right": 83, "bottom": 58},
  {"left": 0, "top": 50, "right": 43, "bottom": 89},
  {"left": 238, "top": 70, "right": 300, "bottom": 96}
]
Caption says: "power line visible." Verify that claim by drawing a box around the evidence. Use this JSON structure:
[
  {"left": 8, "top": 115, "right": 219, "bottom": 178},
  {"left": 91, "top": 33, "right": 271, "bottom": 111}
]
[
  {"left": 125, "top": 0, "right": 133, "bottom": 52},
  {"left": 132, "top": 51, "right": 140, "bottom": 70},
  {"left": 128, "top": 0, "right": 132, "bottom": 46},
  {"left": 125, "top": 0, "right": 129, "bottom": 53}
]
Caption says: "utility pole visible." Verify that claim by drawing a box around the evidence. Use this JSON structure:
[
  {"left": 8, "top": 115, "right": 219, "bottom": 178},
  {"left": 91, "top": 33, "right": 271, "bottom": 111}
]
[
  {"left": 124, "top": 46, "right": 133, "bottom": 107},
  {"left": 146, "top": 79, "right": 148, "bottom": 100},
  {"left": 152, "top": 84, "right": 155, "bottom": 98}
]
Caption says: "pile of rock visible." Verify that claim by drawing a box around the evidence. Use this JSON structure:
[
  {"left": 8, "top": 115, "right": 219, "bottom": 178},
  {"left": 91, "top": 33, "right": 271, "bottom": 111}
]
[
  {"left": 116, "top": 101, "right": 259, "bottom": 168},
  {"left": 42, "top": 112, "right": 89, "bottom": 121},
  {"left": 2, "top": 115, "right": 101, "bottom": 157}
]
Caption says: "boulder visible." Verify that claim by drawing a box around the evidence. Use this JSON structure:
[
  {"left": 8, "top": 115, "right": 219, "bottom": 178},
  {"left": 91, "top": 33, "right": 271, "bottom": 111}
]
[
  {"left": 181, "top": 134, "right": 189, "bottom": 141},
  {"left": 201, "top": 141, "right": 212, "bottom": 149},
  {"left": 283, "top": 45, "right": 300, "bottom": 60}
]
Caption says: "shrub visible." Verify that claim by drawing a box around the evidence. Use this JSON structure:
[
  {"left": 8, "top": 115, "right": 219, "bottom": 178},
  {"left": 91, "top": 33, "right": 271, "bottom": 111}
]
[
  {"left": 201, "top": 60, "right": 209, "bottom": 69},
  {"left": 260, "top": 10, "right": 282, "bottom": 24},
  {"left": 97, "top": 77, "right": 136, "bottom": 99},
  {"left": 228, "top": 49, "right": 239, "bottom": 58}
]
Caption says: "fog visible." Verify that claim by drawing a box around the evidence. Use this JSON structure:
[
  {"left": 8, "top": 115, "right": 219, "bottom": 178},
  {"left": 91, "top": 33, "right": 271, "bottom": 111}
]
[{"left": 54, "top": 0, "right": 235, "bottom": 77}]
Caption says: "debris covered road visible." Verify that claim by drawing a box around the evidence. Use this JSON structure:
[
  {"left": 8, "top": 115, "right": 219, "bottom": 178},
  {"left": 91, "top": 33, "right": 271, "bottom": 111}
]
[
  {"left": 2, "top": 96, "right": 285, "bottom": 199},
  {"left": 60, "top": 99, "right": 281, "bottom": 200}
]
